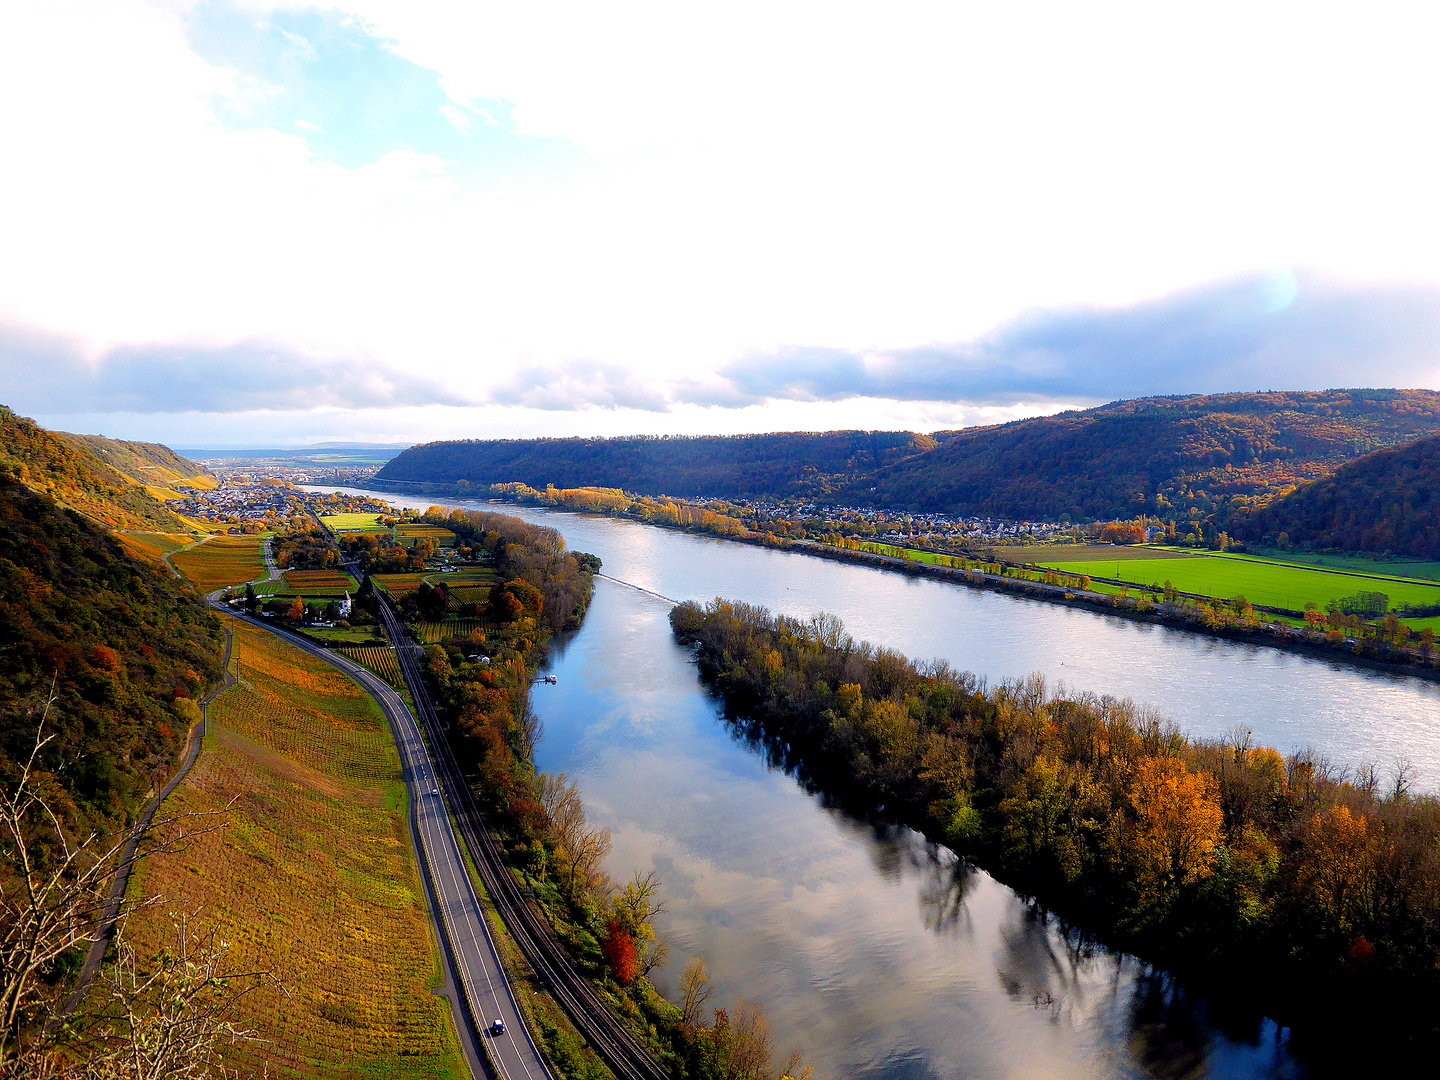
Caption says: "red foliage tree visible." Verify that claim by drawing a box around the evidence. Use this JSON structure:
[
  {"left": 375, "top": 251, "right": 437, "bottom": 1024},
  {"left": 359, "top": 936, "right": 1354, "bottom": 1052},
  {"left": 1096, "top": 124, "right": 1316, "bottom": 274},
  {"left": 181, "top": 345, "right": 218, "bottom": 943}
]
[{"left": 602, "top": 921, "right": 639, "bottom": 986}]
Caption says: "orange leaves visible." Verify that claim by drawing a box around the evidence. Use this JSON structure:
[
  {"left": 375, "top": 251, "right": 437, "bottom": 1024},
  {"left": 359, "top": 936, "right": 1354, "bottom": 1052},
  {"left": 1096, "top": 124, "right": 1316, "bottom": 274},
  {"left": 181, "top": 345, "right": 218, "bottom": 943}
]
[
  {"left": 1299, "top": 804, "right": 1380, "bottom": 939},
  {"left": 1127, "top": 756, "right": 1224, "bottom": 902}
]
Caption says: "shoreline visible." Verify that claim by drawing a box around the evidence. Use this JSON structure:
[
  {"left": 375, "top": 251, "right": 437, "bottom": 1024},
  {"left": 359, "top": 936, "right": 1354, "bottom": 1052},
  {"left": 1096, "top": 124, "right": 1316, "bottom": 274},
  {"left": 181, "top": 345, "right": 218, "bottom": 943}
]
[{"left": 358, "top": 480, "right": 1440, "bottom": 685}]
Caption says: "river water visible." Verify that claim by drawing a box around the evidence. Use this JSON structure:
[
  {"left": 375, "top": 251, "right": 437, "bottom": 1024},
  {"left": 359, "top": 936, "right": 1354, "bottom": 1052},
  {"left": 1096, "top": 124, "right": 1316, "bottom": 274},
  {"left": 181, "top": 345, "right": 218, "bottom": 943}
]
[{"left": 312, "top": 489, "right": 1440, "bottom": 1078}]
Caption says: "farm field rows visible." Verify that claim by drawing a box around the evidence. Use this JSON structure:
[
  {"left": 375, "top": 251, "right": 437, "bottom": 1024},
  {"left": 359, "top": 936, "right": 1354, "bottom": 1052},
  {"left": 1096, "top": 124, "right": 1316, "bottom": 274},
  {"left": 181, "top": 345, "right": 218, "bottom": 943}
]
[
  {"left": 1031, "top": 550, "right": 1440, "bottom": 613},
  {"left": 340, "top": 646, "right": 407, "bottom": 690},
  {"left": 373, "top": 566, "right": 497, "bottom": 598},
  {"left": 413, "top": 619, "right": 486, "bottom": 644},
  {"left": 124, "top": 619, "right": 463, "bottom": 1079},
  {"left": 170, "top": 535, "right": 269, "bottom": 592},
  {"left": 115, "top": 530, "right": 194, "bottom": 566}
]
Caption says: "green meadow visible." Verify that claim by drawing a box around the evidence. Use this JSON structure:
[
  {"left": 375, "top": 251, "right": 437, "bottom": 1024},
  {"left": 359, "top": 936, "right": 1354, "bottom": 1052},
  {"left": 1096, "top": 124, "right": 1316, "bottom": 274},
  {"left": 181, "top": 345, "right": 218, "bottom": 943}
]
[
  {"left": 1031, "top": 548, "right": 1440, "bottom": 613},
  {"left": 319, "top": 512, "right": 388, "bottom": 532}
]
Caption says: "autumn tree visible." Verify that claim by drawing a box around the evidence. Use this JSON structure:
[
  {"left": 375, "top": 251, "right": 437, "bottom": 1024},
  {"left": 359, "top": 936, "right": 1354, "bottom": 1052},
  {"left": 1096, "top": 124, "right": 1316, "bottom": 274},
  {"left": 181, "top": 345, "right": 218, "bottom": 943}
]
[{"left": 1124, "top": 756, "right": 1224, "bottom": 907}]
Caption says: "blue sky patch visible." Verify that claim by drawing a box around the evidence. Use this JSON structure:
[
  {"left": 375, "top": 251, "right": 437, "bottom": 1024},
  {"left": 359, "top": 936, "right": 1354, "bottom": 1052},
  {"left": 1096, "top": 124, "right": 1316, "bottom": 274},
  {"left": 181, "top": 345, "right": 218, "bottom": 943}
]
[{"left": 186, "top": 2, "right": 583, "bottom": 180}]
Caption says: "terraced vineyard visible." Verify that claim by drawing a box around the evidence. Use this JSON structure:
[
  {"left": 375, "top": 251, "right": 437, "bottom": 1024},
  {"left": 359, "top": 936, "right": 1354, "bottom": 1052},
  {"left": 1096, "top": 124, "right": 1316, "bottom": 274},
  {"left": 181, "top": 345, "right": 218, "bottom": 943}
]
[
  {"left": 340, "top": 646, "right": 407, "bottom": 690},
  {"left": 124, "top": 620, "right": 464, "bottom": 1079},
  {"left": 170, "top": 534, "right": 269, "bottom": 592}
]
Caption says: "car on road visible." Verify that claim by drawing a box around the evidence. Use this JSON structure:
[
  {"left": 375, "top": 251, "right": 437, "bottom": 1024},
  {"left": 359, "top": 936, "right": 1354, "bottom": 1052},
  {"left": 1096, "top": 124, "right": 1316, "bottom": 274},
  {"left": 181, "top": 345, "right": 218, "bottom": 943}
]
[
  {"left": 491, "top": 1019, "right": 505, "bottom": 1035},
  {"left": 431, "top": 787, "right": 440, "bottom": 796}
]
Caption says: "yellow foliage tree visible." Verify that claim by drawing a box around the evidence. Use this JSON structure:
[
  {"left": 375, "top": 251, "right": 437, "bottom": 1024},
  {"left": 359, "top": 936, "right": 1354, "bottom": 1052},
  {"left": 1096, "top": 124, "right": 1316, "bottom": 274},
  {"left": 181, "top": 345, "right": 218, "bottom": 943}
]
[{"left": 1127, "top": 756, "right": 1224, "bottom": 904}]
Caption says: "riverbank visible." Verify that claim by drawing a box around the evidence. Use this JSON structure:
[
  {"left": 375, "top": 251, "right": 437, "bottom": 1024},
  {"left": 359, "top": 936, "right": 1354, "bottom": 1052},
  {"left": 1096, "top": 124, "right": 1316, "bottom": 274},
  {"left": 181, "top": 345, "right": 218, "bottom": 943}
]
[
  {"left": 673, "top": 598, "right": 1440, "bottom": 1069},
  {"left": 364, "top": 480, "right": 1440, "bottom": 683}
]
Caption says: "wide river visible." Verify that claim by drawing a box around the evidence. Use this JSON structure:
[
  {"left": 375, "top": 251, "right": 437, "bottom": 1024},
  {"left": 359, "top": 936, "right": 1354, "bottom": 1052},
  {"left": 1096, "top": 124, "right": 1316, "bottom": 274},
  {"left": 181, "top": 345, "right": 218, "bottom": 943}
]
[{"left": 313, "top": 489, "right": 1440, "bottom": 1078}]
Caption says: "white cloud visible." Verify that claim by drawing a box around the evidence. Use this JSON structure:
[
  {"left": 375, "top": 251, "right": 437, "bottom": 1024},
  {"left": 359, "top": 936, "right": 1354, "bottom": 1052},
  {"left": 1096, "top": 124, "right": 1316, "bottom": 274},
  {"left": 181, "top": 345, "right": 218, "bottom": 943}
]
[{"left": 2, "top": 1, "right": 1440, "bottom": 441}]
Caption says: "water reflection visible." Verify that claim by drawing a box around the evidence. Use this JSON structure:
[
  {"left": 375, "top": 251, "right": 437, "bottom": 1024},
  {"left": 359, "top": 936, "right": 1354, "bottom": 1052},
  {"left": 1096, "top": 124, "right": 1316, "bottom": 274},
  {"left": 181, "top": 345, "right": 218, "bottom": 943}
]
[{"left": 306, "top": 490, "right": 1365, "bottom": 1077}]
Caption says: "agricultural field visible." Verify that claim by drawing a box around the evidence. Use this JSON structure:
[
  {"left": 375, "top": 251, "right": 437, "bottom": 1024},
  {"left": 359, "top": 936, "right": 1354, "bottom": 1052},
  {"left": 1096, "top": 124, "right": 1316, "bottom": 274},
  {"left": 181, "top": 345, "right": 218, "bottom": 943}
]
[
  {"left": 115, "top": 530, "right": 194, "bottom": 567},
  {"left": 302, "top": 627, "right": 386, "bottom": 647},
  {"left": 282, "top": 569, "right": 358, "bottom": 596},
  {"left": 341, "top": 646, "right": 407, "bottom": 690},
  {"left": 373, "top": 566, "right": 496, "bottom": 599},
  {"left": 1030, "top": 548, "right": 1440, "bottom": 613},
  {"left": 413, "top": 619, "right": 486, "bottom": 645},
  {"left": 1003, "top": 543, "right": 1196, "bottom": 564},
  {"left": 1243, "top": 545, "right": 1440, "bottom": 583},
  {"left": 320, "top": 512, "right": 389, "bottom": 534},
  {"left": 395, "top": 523, "right": 457, "bottom": 548},
  {"left": 170, "top": 534, "right": 269, "bottom": 593},
  {"left": 123, "top": 619, "right": 464, "bottom": 1079}
]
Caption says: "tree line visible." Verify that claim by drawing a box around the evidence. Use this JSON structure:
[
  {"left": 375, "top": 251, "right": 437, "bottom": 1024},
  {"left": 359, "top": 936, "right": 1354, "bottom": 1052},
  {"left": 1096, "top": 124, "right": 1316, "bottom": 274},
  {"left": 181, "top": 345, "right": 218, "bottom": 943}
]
[
  {"left": 671, "top": 598, "right": 1440, "bottom": 1065},
  {"left": 408, "top": 510, "right": 812, "bottom": 1078}
]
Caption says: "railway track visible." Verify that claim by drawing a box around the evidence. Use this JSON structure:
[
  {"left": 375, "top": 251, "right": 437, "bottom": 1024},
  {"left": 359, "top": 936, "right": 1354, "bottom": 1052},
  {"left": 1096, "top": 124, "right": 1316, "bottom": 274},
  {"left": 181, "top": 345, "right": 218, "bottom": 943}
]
[{"left": 375, "top": 597, "right": 673, "bottom": 1080}]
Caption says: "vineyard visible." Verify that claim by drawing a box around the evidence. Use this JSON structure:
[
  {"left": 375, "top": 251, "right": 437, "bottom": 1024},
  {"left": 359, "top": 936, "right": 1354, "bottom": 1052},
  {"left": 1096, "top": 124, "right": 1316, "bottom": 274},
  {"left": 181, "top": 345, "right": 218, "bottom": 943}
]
[
  {"left": 124, "top": 620, "right": 463, "bottom": 1079},
  {"left": 340, "top": 646, "right": 407, "bottom": 690},
  {"left": 115, "top": 530, "right": 194, "bottom": 567},
  {"left": 170, "top": 534, "right": 269, "bottom": 593},
  {"left": 282, "top": 569, "right": 358, "bottom": 596},
  {"left": 412, "top": 619, "right": 486, "bottom": 645}
]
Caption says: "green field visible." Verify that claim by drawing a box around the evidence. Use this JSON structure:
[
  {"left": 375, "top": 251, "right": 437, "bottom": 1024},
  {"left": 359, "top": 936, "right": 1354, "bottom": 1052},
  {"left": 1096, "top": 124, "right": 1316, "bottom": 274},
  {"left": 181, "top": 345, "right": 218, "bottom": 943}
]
[
  {"left": 319, "top": 512, "right": 388, "bottom": 533},
  {"left": 1031, "top": 548, "right": 1440, "bottom": 613},
  {"left": 1243, "top": 546, "right": 1440, "bottom": 583}
]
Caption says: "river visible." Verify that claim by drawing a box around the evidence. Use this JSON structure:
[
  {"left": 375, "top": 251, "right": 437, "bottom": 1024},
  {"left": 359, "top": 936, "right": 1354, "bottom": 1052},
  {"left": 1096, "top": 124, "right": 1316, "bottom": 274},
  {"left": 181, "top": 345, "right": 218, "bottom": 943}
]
[{"left": 311, "top": 488, "right": 1440, "bottom": 1078}]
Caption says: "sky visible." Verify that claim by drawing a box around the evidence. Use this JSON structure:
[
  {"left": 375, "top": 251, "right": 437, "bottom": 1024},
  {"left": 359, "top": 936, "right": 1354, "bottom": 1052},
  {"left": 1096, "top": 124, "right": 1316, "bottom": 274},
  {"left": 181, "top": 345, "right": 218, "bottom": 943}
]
[{"left": 3, "top": 1, "right": 1440, "bottom": 446}]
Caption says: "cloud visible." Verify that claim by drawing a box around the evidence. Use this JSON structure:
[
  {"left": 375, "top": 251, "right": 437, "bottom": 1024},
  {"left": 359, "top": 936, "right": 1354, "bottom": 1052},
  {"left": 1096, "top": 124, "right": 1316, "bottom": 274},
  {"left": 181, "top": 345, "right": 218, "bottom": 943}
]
[
  {"left": 488, "top": 363, "right": 669, "bottom": 412},
  {"left": 707, "top": 274, "right": 1440, "bottom": 406},
  {"left": 0, "top": 322, "right": 469, "bottom": 414}
]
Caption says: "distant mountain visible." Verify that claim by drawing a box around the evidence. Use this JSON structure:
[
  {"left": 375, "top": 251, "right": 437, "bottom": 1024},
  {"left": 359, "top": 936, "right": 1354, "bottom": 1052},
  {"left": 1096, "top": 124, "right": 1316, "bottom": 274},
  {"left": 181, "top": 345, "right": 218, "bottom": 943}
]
[
  {"left": 852, "top": 389, "right": 1440, "bottom": 522},
  {"left": 376, "top": 391, "right": 1440, "bottom": 523},
  {"left": 376, "top": 431, "right": 939, "bottom": 501},
  {"left": 0, "top": 407, "right": 194, "bottom": 532},
  {"left": 61, "top": 432, "right": 215, "bottom": 499},
  {"left": 1237, "top": 433, "right": 1440, "bottom": 557}
]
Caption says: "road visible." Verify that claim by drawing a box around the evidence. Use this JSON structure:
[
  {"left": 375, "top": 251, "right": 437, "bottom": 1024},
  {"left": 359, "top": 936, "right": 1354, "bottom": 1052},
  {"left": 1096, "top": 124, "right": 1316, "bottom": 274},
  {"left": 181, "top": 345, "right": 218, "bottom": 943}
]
[
  {"left": 373, "top": 594, "right": 673, "bottom": 1080},
  {"left": 216, "top": 600, "right": 554, "bottom": 1080}
]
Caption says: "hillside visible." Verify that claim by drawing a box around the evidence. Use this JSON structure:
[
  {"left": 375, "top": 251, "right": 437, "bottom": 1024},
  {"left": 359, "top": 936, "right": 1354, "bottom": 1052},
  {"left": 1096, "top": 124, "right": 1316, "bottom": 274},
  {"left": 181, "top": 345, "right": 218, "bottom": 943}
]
[
  {"left": 854, "top": 389, "right": 1440, "bottom": 521},
  {"left": 378, "top": 391, "right": 1440, "bottom": 522},
  {"left": 0, "top": 472, "right": 224, "bottom": 836},
  {"left": 1239, "top": 433, "right": 1440, "bottom": 557},
  {"left": 61, "top": 432, "right": 215, "bottom": 499},
  {"left": 0, "top": 407, "right": 194, "bottom": 532},
  {"left": 375, "top": 430, "right": 938, "bottom": 500}
]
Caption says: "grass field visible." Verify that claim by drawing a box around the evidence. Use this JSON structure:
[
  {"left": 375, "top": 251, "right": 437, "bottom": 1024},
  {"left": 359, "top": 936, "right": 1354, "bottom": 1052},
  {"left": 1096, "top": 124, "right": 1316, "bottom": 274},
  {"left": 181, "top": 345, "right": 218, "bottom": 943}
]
[
  {"left": 171, "top": 535, "right": 269, "bottom": 593},
  {"left": 1031, "top": 548, "right": 1440, "bottom": 612},
  {"left": 320, "top": 513, "right": 388, "bottom": 533},
  {"left": 1004, "top": 543, "right": 1196, "bottom": 564},
  {"left": 124, "top": 619, "right": 464, "bottom": 1079},
  {"left": 340, "top": 646, "right": 407, "bottom": 690},
  {"left": 1243, "top": 546, "right": 1440, "bottom": 583}
]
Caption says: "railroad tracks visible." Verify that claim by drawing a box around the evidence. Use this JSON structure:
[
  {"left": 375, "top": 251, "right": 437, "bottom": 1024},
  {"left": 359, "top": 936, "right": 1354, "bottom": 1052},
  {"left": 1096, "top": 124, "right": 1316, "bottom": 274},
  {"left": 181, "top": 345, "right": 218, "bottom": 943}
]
[{"left": 376, "top": 598, "right": 672, "bottom": 1080}]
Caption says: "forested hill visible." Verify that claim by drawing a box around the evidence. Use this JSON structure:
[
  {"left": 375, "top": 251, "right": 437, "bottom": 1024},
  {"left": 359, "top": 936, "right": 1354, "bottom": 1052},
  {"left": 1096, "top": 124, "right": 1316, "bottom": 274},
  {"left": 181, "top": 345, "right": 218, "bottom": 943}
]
[
  {"left": 0, "top": 414, "right": 224, "bottom": 838},
  {"left": 0, "top": 406, "right": 193, "bottom": 532},
  {"left": 379, "top": 390, "right": 1440, "bottom": 522},
  {"left": 1238, "top": 433, "right": 1440, "bottom": 557},
  {"left": 375, "top": 430, "right": 938, "bottom": 500},
  {"left": 60, "top": 432, "right": 215, "bottom": 499},
  {"left": 852, "top": 389, "right": 1440, "bottom": 521}
]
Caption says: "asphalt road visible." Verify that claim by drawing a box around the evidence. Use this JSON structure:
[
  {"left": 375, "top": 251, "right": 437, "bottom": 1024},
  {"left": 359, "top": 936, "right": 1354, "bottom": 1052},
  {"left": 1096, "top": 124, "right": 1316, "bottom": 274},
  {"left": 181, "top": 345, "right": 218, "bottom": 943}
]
[{"left": 216, "top": 602, "right": 553, "bottom": 1080}]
